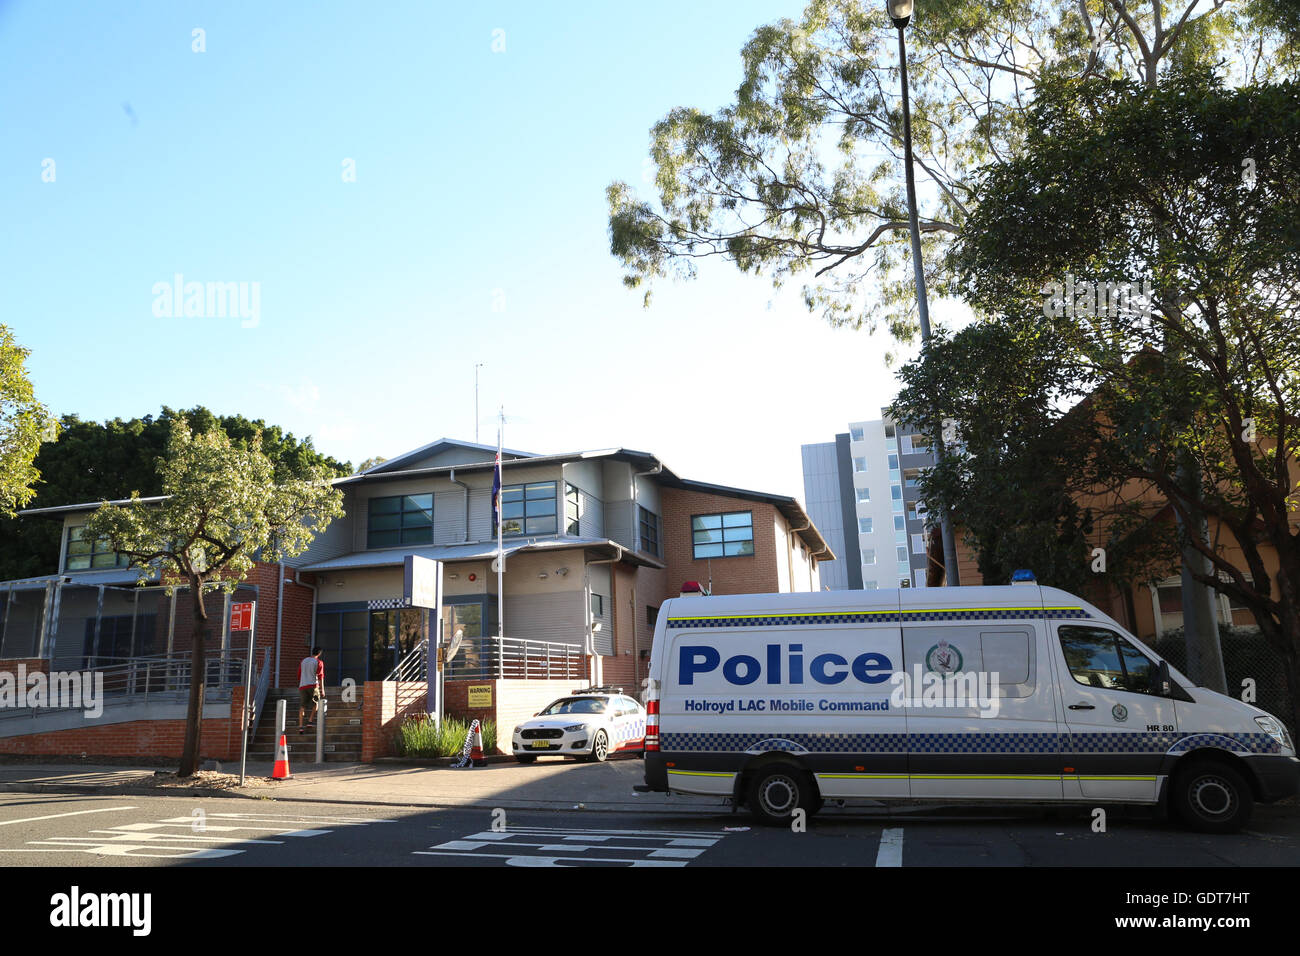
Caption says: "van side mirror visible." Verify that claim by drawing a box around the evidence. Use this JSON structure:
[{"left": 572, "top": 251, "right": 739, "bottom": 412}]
[{"left": 1156, "top": 660, "right": 1171, "bottom": 697}]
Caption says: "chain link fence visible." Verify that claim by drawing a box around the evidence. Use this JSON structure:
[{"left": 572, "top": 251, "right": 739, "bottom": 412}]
[{"left": 1152, "top": 625, "right": 1295, "bottom": 735}]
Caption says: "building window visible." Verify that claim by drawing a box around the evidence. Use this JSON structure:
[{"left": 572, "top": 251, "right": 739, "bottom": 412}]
[
  {"left": 850, "top": 427, "right": 865, "bottom": 442},
  {"left": 646, "top": 604, "right": 659, "bottom": 629},
  {"left": 591, "top": 593, "right": 605, "bottom": 618},
  {"left": 858, "top": 517, "right": 872, "bottom": 534},
  {"left": 897, "top": 546, "right": 908, "bottom": 563},
  {"left": 691, "top": 511, "right": 754, "bottom": 559},
  {"left": 501, "top": 481, "right": 558, "bottom": 536},
  {"left": 639, "top": 506, "right": 661, "bottom": 557},
  {"left": 66, "top": 527, "right": 130, "bottom": 571},
  {"left": 863, "top": 580, "right": 878, "bottom": 590},
  {"left": 884, "top": 424, "right": 895, "bottom": 439},
  {"left": 856, "top": 488, "right": 870, "bottom": 502},
  {"left": 887, "top": 453, "right": 898, "bottom": 470},
  {"left": 368, "top": 494, "right": 433, "bottom": 548},
  {"left": 894, "top": 515, "right": 905, "bottom": 531},
  {"left": 853, "top": 457, "right": 867, "bottom": 472},
  {"left": 564, "top": 483, "right": 581, "bottom": 535},
  {"left": 891, "top": 485, "right": 904, "bottom": 513},
  {"left": 911, "top": 533, "right": 926, "bottom": 554},
  {"left": 862, "top": 549, "right": 876, "bottom": 565}
]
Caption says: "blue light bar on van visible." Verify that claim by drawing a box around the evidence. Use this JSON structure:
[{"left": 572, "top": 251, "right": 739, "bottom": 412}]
[{"left": 1011, "top": 569, "right": 1036, "bottom": 583}]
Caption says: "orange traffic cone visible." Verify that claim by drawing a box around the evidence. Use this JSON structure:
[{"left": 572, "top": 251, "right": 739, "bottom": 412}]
[
  {"left": 469, "top": 721, "right": 487, "bottom": 767},
  {"left": 272, "top": 733, "right": 292, "bottom": 780}
]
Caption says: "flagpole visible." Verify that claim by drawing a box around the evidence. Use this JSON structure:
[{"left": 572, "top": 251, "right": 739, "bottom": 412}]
[{"left": 497, "top": 408, "right": 504, "bottom": 643}]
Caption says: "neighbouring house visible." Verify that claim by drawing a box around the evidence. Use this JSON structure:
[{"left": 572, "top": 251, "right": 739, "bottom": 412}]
[{"left": 0, "top": 438, "right": 832, "bottom": 760}]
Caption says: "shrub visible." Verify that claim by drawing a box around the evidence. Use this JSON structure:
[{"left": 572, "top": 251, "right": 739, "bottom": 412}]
[{"left": 394, "top": 715, "right": 497, "bottom": 758}]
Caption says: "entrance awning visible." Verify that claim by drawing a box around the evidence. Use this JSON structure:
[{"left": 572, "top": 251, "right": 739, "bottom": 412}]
[{"left": 295, "top": 537, "right": 663, "bottom": 573}]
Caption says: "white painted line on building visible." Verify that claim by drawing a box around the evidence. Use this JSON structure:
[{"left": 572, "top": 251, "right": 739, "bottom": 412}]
[
  {"left": 875, "top": 827, "right": 904, "bottom": 867},
  {"left": 0, "top": 806, "right": 137, "bottom": 826}
]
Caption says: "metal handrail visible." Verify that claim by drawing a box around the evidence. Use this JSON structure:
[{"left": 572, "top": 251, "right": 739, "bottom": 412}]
[
  {"left": 384, "top": 636, "right": 586, "bottom": 682},
  {"left": 248, "top": 648, "right": 272, "bottom": 738},
  {"left": 0, "top": 650, "right": 249, "bottom": 721}
]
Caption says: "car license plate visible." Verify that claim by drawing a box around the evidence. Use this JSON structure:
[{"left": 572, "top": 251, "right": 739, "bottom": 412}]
[{"left": 530, "top": 740, "right": 550, "bottom": 749}]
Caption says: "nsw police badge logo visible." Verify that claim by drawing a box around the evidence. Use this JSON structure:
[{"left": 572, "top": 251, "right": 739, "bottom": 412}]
[
  {"left": 1111, "top": 703, "right": 1129, "bottom": 722},
  {"left": 925, "top": 640, "right": 963, "bottom": 675}
]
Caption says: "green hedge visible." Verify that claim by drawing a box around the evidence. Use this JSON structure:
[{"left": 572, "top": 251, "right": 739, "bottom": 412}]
[{"left": 394, "top": 715, "right": 497, "bottom": 758}]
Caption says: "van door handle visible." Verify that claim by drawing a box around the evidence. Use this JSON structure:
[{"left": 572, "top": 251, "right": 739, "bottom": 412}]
[{"left": 1068, "top": 703, "right": 1096, "bottom": 710}]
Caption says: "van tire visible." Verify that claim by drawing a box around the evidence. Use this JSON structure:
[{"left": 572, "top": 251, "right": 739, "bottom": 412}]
[
  {"left": 747, "top": 765, "right": 814, "bottom": 827},
  {"left": 1171, "top": 761, "right": 1253, "bottom": 833}
]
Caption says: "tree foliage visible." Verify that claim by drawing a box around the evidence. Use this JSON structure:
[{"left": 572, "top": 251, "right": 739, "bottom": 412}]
[
  {"left": 943, "top": 69, "right": 1300, "bottom": 726},
  {"left": 0, "top": 406, "right": 351, "bottom": 581},
  {"left": 0, "top": 326, "right": 52, "bottom": 517},
  {"left": 83, "top": 419, "right": 345, "bottom": 776},
  {"left": 608, "top": 0, "right": 1295, "bottom": 341}
]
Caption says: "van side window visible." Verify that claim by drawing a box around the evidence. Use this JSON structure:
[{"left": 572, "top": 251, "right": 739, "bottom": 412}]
[{"left": 1058, "top": 626, "right": 1157, "bottom": 695}]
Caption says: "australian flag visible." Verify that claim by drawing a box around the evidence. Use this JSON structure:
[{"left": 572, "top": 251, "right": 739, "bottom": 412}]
[{"left": 491, "top": 449, "right": 502, "bottom": 533}]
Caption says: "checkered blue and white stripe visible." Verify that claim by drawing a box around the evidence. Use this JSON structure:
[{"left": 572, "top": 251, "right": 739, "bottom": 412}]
[
  {"left": 667, "top": 607, "right": 1092, "bottom": 629},
  {"left": 658, "top": 730, "right": 1282, "bottom": 756}
]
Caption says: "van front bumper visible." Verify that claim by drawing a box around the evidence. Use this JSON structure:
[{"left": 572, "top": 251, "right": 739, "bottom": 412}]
[{"left": 1249, "top": 755, "right": 1300, "bottom": 802}]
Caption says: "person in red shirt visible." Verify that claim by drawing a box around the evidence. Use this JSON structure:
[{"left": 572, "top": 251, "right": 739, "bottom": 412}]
[{"left": 298, "top": 646, "right": 324, "bottom": 734}]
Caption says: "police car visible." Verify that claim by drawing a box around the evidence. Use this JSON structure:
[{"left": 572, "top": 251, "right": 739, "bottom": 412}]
[{"left": 512, "top": 687, "right": 647, "bottom": 763}]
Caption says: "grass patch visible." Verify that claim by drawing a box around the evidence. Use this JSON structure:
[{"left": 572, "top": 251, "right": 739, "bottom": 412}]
[{"left": 395, "top": 715, "right": 497, "bottom": 758}]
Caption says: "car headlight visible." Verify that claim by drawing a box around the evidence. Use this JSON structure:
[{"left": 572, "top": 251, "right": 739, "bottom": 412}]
[
  {"left": 564, "top": 724, "right": 586, "bottom": 733},
  {"left": 1255, "top": 716, "right": 1294, "bottom": 751}
]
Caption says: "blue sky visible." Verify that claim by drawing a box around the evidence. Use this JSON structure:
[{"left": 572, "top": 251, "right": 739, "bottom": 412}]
[{"left": 1, "top": 0, "right": 957, "bottom": 499}]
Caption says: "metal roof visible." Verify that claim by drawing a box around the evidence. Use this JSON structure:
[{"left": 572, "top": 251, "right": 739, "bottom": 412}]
[
  {"left": 19, "top": 496, "right": 170, "bottom": 518},
  {"left": 358, "top": 438, "right": 538, "bottom": 476},
  {"left": 297, "top": 537, "right": 664, "bottom": 573},
  {"left": 0, "top": 568, "right": 155, "bottom": 591}
]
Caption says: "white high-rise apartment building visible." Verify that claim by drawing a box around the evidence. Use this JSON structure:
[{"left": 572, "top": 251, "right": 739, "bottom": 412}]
[{"left": 801, "top": 411, "right": 937, "bottom": 590}]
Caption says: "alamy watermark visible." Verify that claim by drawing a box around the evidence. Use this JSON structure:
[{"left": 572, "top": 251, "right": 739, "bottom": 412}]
[
  {"left": 0, "top": 665, "right": 105, "bottom": 718},
  {"left": 152, "top": 273, "right": 260, "bottom": 328},
  {"left": 1041, "top": 274, "right": 1153, "bottom": 322}
]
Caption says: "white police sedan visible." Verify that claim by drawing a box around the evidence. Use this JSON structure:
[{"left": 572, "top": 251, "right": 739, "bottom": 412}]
[{"left": 512, "top": 688, "right": 646, "bottom": 763}]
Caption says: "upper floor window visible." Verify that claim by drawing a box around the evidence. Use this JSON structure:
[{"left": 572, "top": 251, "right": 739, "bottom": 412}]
[
  {"left": 639, "top": 506, "right": 661, "bottom": 557},
  {"left": 858, "top": 517, "right": 872, "bottom": 534},
  {"left": 849, "top": 427, "right": 864, "bottom": 442},
  {"left": 501, "top": 481, "right": 557, "bottom": 536},
  {"left": 856, "top": 487, "right": 870, "bottom": 503},
  {"left": 368, "top": 494, "right": 433, "bottom": 548},
  {"left": 66, "top": 526, "right": 130, "bottom": 571},
  {"left": 692, "top": 511, "right": 753, "bottom": 559},
  {"left": 853, "top": 457, "right": 867, "bottom": 472},
  {"left": 565, "top": 483, "right": 582, "bottom": 535}
]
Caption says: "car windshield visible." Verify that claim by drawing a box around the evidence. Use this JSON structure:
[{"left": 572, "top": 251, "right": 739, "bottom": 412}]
[{"left": 540, "top": 697, "right": 607, "bottom": 716}]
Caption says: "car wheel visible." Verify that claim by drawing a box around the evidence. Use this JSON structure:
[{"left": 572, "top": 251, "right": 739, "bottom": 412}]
[
  {"left": 589, "top": 730, "right": 609, "bottom": 763},
  {"left": 747, "top": 765, "right": 811, "bottom": 827},
  {"left": 1172, "top": 761, "right": 1253, "bottom": 833},
  {"left": 515, "top": 755, "right": 537, "bottom": 764}
]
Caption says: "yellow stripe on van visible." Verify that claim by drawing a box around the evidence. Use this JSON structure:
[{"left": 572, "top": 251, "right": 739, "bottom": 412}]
[
  {"left": 666, "top": 769, "right": 735, "bottom": 778},
  {"left": 816, "top": 773, "right": 909, "bottom": 780}
]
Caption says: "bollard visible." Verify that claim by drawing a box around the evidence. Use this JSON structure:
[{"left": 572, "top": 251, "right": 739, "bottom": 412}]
[{"left": 316, "top": 695, "right": 328, "bottom": 764}]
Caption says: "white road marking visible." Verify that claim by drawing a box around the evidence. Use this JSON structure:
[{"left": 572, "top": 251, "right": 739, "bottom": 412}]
[
  {"left": 876, "top": 827, "right": 904, "bottom": 867},
  {"left": 417, "top": 826, "right": 724, "bottom": 867},
  {"left": 0, "top": 806, "right": 137, "bottom": 826}
]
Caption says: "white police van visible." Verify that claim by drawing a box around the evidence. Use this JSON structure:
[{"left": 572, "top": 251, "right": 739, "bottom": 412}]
[{"left": 640, "top": 579, "right": 1297, "bottom": 832}]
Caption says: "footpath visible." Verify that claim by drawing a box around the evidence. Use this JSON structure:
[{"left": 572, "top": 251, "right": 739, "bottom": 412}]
[{"left": 0, "top": 757, "right": 732, "bottom": 815}]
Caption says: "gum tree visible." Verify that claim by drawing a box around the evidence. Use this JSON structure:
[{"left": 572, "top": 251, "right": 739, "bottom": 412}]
[
  {"left": 84, "top": 419, "right": 344, "bottom": 777},
  {"left": 949, "top": 71, "right": 1300, "bottom": 728},
  {"left": 0, "top": 325, "right": 53, "bottom": 516},
  {"left": 608, "top": 0, "right": 1293, "bottom": 341}
]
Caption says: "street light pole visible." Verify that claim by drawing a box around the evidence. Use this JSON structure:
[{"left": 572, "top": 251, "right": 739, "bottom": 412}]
[{"left": 889, "top": 0, "right": 961, "bottom": 585}]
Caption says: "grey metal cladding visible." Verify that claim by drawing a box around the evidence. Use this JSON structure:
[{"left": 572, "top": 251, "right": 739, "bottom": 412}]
[{"left": 833, "top": 434, "right": 863, "bottom": 589}]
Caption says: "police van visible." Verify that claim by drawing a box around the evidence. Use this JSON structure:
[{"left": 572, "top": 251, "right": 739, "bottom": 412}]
[{"left": 640, "top": 578, "right": 1298, "bottom": 832}]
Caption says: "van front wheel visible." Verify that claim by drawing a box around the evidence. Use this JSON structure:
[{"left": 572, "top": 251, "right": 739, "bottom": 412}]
[
  {"left": 747, "top": 765, "right": 813, "bottom": 827},
  {"left": 1172, "top": 762, "right": 1253, "bottom": 833}
]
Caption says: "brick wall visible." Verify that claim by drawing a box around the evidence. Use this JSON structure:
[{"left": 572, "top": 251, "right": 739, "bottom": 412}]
[
  {"left": 362, "top": 678, "right": 577, "bottom": 759},
  {"left": 659, "top": 488, "right": 782, "bottom": 601},
  {"left": 0, "top": 686, "right": 244, "bottom": 761}
]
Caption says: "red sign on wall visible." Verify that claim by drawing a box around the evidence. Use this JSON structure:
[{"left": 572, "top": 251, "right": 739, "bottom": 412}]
[{"left": 230, "top": 602, "right": 254, "bottom": 631}]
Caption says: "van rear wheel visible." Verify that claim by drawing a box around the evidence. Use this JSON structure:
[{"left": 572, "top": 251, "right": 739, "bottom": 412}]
[
  {"left": 1172, "top": 762, "right": 1253, "bottom": 833},
  {"left": 747, "top": 765, "right": 815, "bottom": 827}
]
